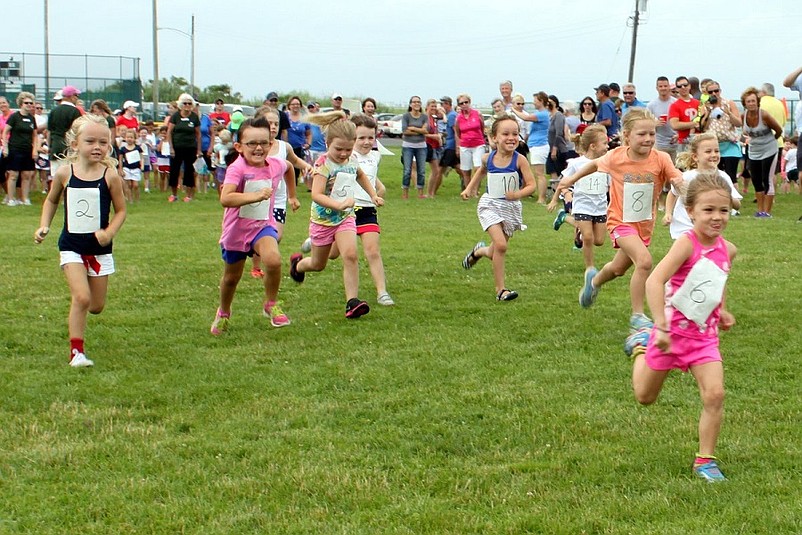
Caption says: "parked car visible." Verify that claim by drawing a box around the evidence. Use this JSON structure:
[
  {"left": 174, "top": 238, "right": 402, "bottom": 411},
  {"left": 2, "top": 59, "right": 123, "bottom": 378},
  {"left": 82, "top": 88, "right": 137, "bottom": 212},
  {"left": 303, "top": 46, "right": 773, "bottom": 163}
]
[{"left": 379, "top": 114, "right": 403, "bottom": 137}]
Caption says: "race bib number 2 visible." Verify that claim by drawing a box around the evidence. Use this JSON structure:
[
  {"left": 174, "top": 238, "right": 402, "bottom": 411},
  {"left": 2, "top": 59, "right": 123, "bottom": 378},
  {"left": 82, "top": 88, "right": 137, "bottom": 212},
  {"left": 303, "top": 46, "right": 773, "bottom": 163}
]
[
  {"left": 622, "top": 181, "right": 653, "bottom": 222},
  {"left": 66, "top": 187, "right": 101, "bottom": 234}
]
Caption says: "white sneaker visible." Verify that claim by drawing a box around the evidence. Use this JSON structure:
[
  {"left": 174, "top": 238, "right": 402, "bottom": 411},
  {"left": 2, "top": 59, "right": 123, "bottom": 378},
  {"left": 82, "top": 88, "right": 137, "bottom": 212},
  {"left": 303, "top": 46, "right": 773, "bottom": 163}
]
[
  {"left": 377, "top": 292, "right": 395, "bottom": 306},
  {"left": 6, "top": 199, "right": 18, "bottom": 206},
  {"left": 22, "top": 199, "right": 32, "bottom": 206},
  {"left": 69, "top": 349, "right": 94, "bottom": 367},
  {"left": 144, "top": 188, "right": 150, "bottom": 193},
  {"left": 301, "top": 237, "right": 312, "bottom": 253}
]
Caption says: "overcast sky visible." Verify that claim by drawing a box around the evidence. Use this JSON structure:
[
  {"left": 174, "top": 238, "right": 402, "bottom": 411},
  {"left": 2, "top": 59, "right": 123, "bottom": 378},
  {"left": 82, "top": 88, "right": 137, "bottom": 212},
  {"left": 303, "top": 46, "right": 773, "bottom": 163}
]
[{"left": 3, "top": 0, "right": 800, "bottom": 107}]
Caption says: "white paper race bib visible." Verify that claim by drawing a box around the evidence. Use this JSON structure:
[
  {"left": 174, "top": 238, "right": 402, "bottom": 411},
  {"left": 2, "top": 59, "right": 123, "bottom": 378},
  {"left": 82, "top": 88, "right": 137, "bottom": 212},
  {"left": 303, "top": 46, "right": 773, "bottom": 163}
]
[
  {"left": 66, "top": 187, "right": 101, "bottom": 234},
  {"left": 238, "top": 179, "right": 271, "bottom": 220},
  {"left": 329, "top": 172, "right": 357, "bottom": 201},
  {"left": 623, "top": 181, "right": 653, "bottom": 222},
  {"left": 486, "top": 172, "right": 519, "bottom": 198},
  {"left": 670, "top": 256, "right": 728, "bottom": 329},
  {"left": 574, "top": 171, "right": 608, "bottom": 195},
  {"left": 160, "top": 142, "right": 171, "bottom": 155},
  {"left": 125, "top": 150, "right": 140, "bottom": 165},
  {"left": 359, "top": 163, "right": 378, "bottom": 181}
]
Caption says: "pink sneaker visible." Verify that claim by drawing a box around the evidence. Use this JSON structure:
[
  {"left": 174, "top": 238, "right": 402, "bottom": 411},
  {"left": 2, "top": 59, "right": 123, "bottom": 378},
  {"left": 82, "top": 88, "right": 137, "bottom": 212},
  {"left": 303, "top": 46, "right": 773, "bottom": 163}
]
[
  {"left": 168, "top": 195, "right": 177, "bottom": 203},
  {"left": 183, "top": 196, "right": 193, "bottom": 202},
  {"left": 210, "top": 309, "right": 230, "bottom": 335},
  {"left": 264, "top": 301, "right": 291, "bottom": 327}
]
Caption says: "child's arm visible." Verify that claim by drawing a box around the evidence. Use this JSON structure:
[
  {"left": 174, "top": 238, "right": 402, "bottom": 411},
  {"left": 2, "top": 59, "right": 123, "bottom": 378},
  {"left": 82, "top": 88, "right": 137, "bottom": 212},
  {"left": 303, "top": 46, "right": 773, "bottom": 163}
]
[
  {"left": 139, "top": 147, "right": 144, "bottom": 170},
  {"left": 375, "top": 178, "right": 386, "bottom": 198},
  {"left": 663, "top": 190, "right": 677, "bottom": 225},
  {"left": 220, "top": 166, "right": 272, "bottom": 208},
  {"left": 355, "top": 167, "right": 383, "bottom": 207},
  {"left": 461, "top": 155, "right": 488, "bottom": 199},
  {"left": 285, "top": 146, "right": 313, "bottom": 176},
  {"left": 719, "top": 241, "right": 738, "bottom": 331},
  {"left": 645, "top": 235, "right": 694, "bottom": 352},
  {"left": 34, "top": 166, "right": 69, "bottom": 242},
  {"left": 310, "top": 172, "right": 351, "bottom": 211},
  {"left": 283, "top": 162, "right": 300, "bottom": 212},
  {"left": 97, "top": 167, "right": 128, "bottom": 247},
  {"left": 555, "top": 160, "right": 597, "bottom": 198},
  {"left": 513, "top": 153, "right": 537, "bottom": 201}
]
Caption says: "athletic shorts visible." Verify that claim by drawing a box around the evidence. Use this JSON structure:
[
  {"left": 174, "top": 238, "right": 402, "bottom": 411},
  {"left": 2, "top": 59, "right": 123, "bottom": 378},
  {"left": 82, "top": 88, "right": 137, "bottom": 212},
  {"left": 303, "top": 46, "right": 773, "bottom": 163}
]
[
  {"left": 220, "top": 225, "right": 279, "bottom": 264},
  {"left": 528, "top": 145, "right": 549, "bottom": 165},
  {"left": 427, "top": 146, "right": 444, "bottom": 163},
  {"left": 309, "top": 217, "right": 357, "bottom": 247},
  {"left": 788, "top": 169, "right": 799, "bottom": 182},
  {"left": 440, "top": 148, "right": 458, "bottom": 168},
  {"left": 355, "top": 206, "right": 380, "bottom": 235},
  {"left": 123, "top": 168, "right": 141, "bottom": 182},
  {"left": 6, "top": 150, "right": 35, "bottom": 171},
  {"left": 59, "top": 251, "right": 115, "bottom": 276},
  {"left": 610, "top": 224, "right": 650, "bottom": 249},
  {"left": 459, "top": 145, "right": 485, "bottom": 171},
  {"left": 645, "top": 330, "right": 721, "bottom": 373},
  {"left": 273, "top": 208, "right": 286, "bottom": 225},
  {"left": 574, "top": 213, "right": 607, "bottom": 223}
]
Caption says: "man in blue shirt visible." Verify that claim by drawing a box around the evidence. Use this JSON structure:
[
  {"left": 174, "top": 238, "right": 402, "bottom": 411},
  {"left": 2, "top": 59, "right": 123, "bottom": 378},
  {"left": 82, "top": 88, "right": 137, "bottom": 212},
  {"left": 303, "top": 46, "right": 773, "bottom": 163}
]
[
  {"left": 438, "top": 96, "right": 460, "bottom": 182},
  {"left": 620, "top": 83, "right": 646, "bottom": 116},
  {"left": 594, "top": 83, "right": 620, "bottom": 138}
]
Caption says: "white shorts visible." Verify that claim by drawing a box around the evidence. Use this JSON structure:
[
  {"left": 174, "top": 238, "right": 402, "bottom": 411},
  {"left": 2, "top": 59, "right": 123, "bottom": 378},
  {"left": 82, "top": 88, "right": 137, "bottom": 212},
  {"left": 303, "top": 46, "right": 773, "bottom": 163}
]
[
  {"left": 123, "top": 168, "right": 142, "bottom": 182},
  {"left": 459, "top": 145, "right": 486, "bottom": 171},
  {"left": 528, "top": 145, "right": 549, "bottom": 165},
  {"left": 60, "top": 251, "right": 115, "bottom": 276}
]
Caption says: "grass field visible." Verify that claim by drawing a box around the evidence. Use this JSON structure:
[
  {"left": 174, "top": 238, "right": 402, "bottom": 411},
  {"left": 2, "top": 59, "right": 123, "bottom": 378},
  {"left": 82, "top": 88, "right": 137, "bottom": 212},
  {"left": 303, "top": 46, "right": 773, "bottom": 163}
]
[{"left": 2, "top": 158, "right": 802, "bottom": 534}]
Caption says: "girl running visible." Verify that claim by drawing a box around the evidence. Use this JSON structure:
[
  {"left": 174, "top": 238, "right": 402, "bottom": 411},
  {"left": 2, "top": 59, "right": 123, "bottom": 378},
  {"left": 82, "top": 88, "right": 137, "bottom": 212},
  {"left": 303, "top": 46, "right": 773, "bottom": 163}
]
[
  {"left": 555, "top": 109, "right": 683, "bottom": 338},
  {"left": 460, "top": 116, "right": 536, "bottom": 301},
  {"left": 634, "top": 171, "right": 737, "bottom": 482},
  {"left": 34, "top": 114, "right": 127, "bottom": 367},
  {"left": 664, "top": 133, "right": 742, "bottom": 239},
  {"left": 289, "top": 111, "right": 384, "bottom": 319},
  {"left": 549, "top": 124, "right": 610, "bottom": 271},
  {"left": 210, "top": 117, "right": 299, "bottom": 335}
]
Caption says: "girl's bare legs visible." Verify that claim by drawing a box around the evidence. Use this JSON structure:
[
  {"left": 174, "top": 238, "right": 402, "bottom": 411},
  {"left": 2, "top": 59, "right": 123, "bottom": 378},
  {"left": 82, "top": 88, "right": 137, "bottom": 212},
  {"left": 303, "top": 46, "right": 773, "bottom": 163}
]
[
  {"left": 531, "top": 163, "right": 546, "bottom": 203},
  {"left": 593, "top": 235, "right": 651, "bottom": 315},
  {"left": 472, "top": 223, "right": 510, "bottom": 294},
  {"left": 254, "top": 237, "right": 281, "bottom": 303},
  {"left": 690, "top": 361, "right": 725, "bottom": 456},
  {"left": 218, "top": 260, "right": 245, "bottom": 314},
  {"left": 360, "top": 232, "right": 388, "bottom": 296},
  {"left": 63, "top": 264, "right": 109, "bottom": 341},
  {"left": 334, "top": 230, "right": 360, "bottom": 300}
]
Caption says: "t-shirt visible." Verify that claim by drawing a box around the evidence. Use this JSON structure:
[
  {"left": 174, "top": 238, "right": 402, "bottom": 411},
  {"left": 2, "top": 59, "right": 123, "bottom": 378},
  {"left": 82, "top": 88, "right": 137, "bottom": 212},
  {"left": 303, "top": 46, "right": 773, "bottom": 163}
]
[
  {"left": 668, "top": 98, "right": 700, "bottom": 143},
  {"left": 526, "top": 110, "right": 550, "bottom": 147},
  {"left": 646, "top": 97, "right": 677, "bottom": 148},
  {"left": 286, "top": 114, "right": 311, "bottom": 149},
  {"left": 760, "top": 95, "right": 787, "bottom": 148},
  {"left": 352, "top": 150, "right": 381, "bottom": 207},
  {"left": 669, "top": 169, "right": 742, "bottom": 240},
  {"left": 209, "top": 111, "right": 231, "bottom": 126},
  {"left": 47, "top": 103, "right": 82, "bottom": 158},
  {"left": 118, "top": 144, "right": 143, "bottom": 170},
  {"left": 310, "top": 123, "right": 326, "bottom": 152},
  {"left": 785, "top": 148, "right": 798, "bottom": 171},
  {"left": 563, "top": 155, "right": 609, "bottom": 217},
  {"left": 596, "top": 146, "right": 680, "bottom": 242},
  {"left": 170, "top": 111, "right": 200, "bottom": 149},
  {"left": 621, "top": 99, "right": 646, "bottom": 116},
  {"left": 456, "top": 109, "right": 485, "bottom": 148},
  {"left": 401, "top": 112, "right": 427, "bottom": 147},
  {"left": 219, "top": 156, "right": 288, "bottom": 252},
  {"left": 596, "top": 99, "right": 619, "bottom": 137},
  {"left": 115, "top": 114, "right": 139, "bottom": 131},
  {"left": 6, "top": 112, "right": 37, "bottom": 152},
  {"left": 310, "top": 155, "right": 359, "bottom": 226},
  {"left": 444, "top": 110, "right": 457, "bottom": 150}
]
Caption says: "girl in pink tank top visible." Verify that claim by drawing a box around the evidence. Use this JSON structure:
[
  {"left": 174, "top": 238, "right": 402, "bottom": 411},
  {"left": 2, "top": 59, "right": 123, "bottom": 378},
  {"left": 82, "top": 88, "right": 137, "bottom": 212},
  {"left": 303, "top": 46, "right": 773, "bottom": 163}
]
[{"left": 633, "top": 171, "right": 737, "bottom": 483}]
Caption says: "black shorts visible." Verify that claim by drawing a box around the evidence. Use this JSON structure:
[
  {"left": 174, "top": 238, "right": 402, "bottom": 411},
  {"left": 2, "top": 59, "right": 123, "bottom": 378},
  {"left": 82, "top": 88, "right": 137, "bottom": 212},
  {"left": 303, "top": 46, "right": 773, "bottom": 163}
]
[
  {"left": 440, "top": 148, "right": 458, "bottom": 168},
  {"left": 573, "top": 213, "right": 607, "bottom": 223},
  {"left": 788, "top": 169, "right": 799, "bottom": 182},
  {"left": 273, "top": 208, "right": 286, "bottom": 225},
  {"left": 426, "top": 146, "right": 443, "bottom": 163},
  {"left": 354, "top": 206, "right": 379, "bottom": 235},
  {"left": 5, "top": 150, "right": 36, "bottom": 172}
]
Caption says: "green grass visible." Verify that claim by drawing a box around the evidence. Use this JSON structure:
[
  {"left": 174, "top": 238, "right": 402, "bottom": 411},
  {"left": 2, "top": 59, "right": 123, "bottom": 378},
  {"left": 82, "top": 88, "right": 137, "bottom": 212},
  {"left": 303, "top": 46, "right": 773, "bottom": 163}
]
[{"left": 2, "top": 160, "right": 802, "bottom": 534}]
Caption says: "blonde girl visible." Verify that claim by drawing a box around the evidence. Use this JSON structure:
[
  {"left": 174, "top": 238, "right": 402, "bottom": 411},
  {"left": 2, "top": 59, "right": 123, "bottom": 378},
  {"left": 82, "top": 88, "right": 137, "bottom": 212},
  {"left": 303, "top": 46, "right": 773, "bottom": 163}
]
[
  {"left": 664, "top": 133, "right": 742, "bottom": 239},
  {"left": 635, "top": 171, "right": 736, "bottom": 482},
  {"left": 555, "top": 109, "right": 683, "bottom": 341},
  {"left": 460, "top": 116, "right": 536, "bottom": 301},
  {"left": 289, "top": 111, "right": 384, "bottom": 319},
  {"left": 34, "top": 114, "right": 127, "bottom": 367},
  {"left": 549, "top": 124, "right": 610, "bottom": 270}
]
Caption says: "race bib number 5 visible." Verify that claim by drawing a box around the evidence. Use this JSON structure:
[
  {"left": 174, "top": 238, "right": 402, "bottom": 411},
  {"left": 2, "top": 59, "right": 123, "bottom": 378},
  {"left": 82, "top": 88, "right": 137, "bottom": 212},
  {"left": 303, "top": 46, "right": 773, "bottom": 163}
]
[
  {"left": 623, "top": 181, "right": 653, "bottom": 222},
  {"left": 330, "top": 172, "right": 357, "bottom": 201},
  {"left": 670, "top": 256, "right": 728, "bottom": 329},
  {"left": 487, "top": 172, "right": 519, "bottom": 198}
]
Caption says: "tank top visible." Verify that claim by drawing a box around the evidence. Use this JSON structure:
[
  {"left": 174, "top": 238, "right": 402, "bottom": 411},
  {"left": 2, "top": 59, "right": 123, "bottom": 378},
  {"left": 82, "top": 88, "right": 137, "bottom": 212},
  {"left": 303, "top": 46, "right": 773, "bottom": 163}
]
[
  {"left": 742, "top": 110, "right": 778, "bottom": 160},
  {"left": 485, "top": 150, "right": 523, "bottom": 198},
  {"left": 269, "top": 139, "right": 289, "bottom": 209},
  {"left": 665, "top": 231, "right": 730, "bottom": 339},
  {"left": 58, "top": 166, "right": 113, "bottom": 255}
]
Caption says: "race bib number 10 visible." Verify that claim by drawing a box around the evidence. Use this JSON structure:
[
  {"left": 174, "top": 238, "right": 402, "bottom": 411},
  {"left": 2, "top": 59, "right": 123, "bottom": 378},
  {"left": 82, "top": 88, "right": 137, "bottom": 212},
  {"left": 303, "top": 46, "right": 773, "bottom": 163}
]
[{"left": 487, "top": 172, "right": 519, "bottom": 198}]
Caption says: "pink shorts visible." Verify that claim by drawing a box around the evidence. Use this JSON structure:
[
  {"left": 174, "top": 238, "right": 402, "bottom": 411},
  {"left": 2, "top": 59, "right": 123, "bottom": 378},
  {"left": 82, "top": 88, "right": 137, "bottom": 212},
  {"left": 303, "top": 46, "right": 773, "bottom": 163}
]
[
  {"left": 309, "top": 217, "right": 357, "bottom": 247},
  {"left": 609, "top": 224, "right": 651, "bottom": 249},
  {"left": 644, "top": 330, "right": 721, "bottom": 372}
]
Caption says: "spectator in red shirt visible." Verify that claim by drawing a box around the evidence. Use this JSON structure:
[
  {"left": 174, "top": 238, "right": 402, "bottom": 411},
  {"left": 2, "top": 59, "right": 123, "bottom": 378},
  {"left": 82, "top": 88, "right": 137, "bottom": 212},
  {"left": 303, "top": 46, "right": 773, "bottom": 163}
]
[
  {"left": 209, "top": 99, "right": 231, "bottom": 126},
  {"left": 668, "top": 76, "right": 699, "bottom": 147},
  {"left": 116, "top": 100, "right": 140, "bottom": 131}
]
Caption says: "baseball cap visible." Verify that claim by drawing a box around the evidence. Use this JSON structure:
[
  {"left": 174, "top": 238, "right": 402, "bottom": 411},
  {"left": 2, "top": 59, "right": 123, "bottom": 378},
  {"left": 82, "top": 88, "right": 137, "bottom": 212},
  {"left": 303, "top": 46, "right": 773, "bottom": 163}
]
[
  {"left": 306, "top": 101, "right": 317, "bottom": 109},
  {"left": 214, "top": 98, "right": 224, "bottom": 104},
  {"left": 594, "top": 84, "right": 610, "bottom": 92},
  {"left": 61, "top": 85, "right": 81, "bottom": 97},
  {"left": 265, "top": 91, "right": 279, "bottom": 101},
  {"left": 122, "top": 100, "right": 139, "bottom": 110},
  {"left": 232, "top": 105, "right": 243, "bottom": 113},
  {"left": 331, "top": 93, "right": 343, "bottom": 100},
  {"left": 440, "top": 96, "right": 452, "bottom": 104},
  {"left": 609, "top": 82, "right": 621, "bottom": 92},
  {"left": 53, "top": 90, "right": 63, "bottom": 101}
]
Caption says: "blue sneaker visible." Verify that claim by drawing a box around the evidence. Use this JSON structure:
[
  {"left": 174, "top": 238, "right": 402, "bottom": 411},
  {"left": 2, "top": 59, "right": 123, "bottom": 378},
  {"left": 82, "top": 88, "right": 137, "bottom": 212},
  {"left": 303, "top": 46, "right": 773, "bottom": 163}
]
[
  {"left": 578, "top": 267, "right": 598, "bottom": 308},
  {"left": 630, "top": 313, "right": 654, "bottom": 335},
  {"left": 553, "top": 209, "right": 567, "bottom": 231},
  {"left": 694, "top": 459, "right": 727, "bottom": 482},
  {"left": 624, "top": 327, "right": 651, "bottom": 357}
]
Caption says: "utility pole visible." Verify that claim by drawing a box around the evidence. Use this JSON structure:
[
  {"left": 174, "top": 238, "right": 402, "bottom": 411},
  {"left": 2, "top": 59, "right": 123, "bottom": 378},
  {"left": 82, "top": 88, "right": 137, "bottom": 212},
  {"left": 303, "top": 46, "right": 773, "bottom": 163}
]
[
  {"left": 627, "top": 0, "right": 640, "bottom": 83},
  {"left": 152, "top": 0, "right": 159, "bottom": 120},
  {"left": 190, "top": 14, "right": 195, "bottom": 97},
  {"left": 44, "top": 0, "right": 49, "bottom": 104}
]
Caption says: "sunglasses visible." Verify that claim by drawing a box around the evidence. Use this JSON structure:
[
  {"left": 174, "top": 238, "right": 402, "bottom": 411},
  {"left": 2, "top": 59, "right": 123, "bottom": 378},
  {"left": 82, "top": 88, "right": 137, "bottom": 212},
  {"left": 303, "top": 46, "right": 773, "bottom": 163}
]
[
  {"left": 582, "top": 102, "right": 593, "bottom": 105},
  {"left": 22, "top": 101, "right": 34, "bottom": 105},
  {"left": 708, "top": 89, "right": 720, "bottom": 94},
  {"left": 622, "top": 92, "right": 634, "bottom": 95},
  {"left": 676, "top": 83, "right": 689, "bottom": 88},
  {"left": 458, "top": 101, "right": 469, "bottom": 105},
  {"left": 35, "top": 106, "right": 43, "bottom": 109}
]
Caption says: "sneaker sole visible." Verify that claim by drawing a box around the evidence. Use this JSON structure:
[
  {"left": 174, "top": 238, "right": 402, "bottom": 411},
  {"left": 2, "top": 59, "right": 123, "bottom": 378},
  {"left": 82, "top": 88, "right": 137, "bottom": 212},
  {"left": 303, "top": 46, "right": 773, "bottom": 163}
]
[{"left": 345, "top": 302, "right": 370, "bottom": 319}]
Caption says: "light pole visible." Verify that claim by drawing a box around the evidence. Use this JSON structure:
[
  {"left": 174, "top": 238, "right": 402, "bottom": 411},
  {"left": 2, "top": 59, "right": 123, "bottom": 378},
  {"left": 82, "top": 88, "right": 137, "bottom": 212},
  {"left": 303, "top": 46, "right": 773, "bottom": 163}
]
[
  {"left": 152, "top": 0, "right": 159, "bottom": 120},
  {"left": 157, "top": 14, "right": 195, "bottom": 97}
]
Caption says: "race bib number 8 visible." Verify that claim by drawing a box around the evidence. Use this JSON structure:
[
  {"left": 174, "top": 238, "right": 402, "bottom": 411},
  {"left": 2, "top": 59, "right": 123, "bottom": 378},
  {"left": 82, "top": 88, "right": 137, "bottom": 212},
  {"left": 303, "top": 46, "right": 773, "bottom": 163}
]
[
  {"left": 487, "top": 172, "right": 519, "bottom": 198},
  {"left": 330, "top": 172, "right": 357, "bottom": 201},
  {"left": 238, "top": 179, "right": 271, "bottom": 220},
  {"left": 66, "top": 187, "right": 101, "bottom": 234},
  {"left": 670, "top": 256, "right": 728, "bottom": 329},
  {"left": 575, "top": 171, "right": 608, "bottom": 195},
  {"left": 623, "top": 181, "right": 653, "bottom": 222}
]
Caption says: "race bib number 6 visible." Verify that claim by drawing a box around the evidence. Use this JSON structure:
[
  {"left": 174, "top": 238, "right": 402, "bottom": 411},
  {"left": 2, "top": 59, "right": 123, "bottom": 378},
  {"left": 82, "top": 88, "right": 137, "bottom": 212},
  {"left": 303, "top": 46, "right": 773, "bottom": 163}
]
[
  {"left": 622, "top": 181, "right": 653, "bottom": 222},
  {"left": 487, "top": 172, "right": 519, "bottom": 198},
  {"left": 670, "top": 256, "right": 728, "bottom": 329}
]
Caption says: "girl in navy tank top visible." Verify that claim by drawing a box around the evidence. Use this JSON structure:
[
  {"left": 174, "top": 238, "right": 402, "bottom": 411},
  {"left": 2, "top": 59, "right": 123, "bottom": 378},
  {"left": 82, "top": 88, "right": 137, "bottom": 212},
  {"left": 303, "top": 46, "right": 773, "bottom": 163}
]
[
  {"left": 34, "top": 115, "right": 127, "bottom": 368},
  {"left": 459, "top": 116, "right": 536, "bottom": 301}
]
